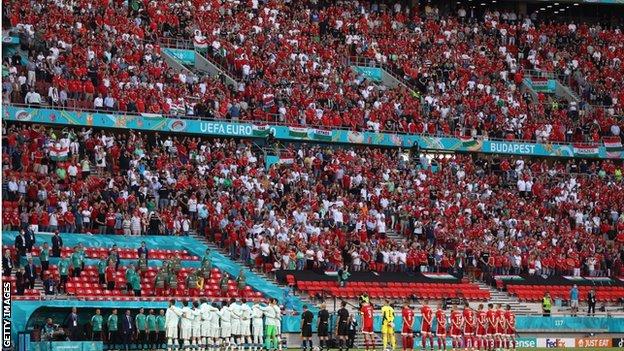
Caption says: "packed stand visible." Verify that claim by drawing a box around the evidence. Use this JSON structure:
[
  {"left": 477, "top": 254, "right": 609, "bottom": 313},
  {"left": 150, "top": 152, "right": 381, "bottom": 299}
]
[
  {"left": 3, "top": 0, "right": 623, "bottom": 143},
  {"left": 3, "top": 123, "right": 624, "bottom": 287}
]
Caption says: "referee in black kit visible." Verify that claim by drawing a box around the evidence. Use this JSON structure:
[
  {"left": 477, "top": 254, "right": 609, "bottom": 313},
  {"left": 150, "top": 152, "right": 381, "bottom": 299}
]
[
  {"left": 317, "top": 303, "right": 330, "bottom": 350},
  {"left": 301, "top": 305, "right": 314, "bottom": 351},
  {"left": 336, "top": 301, "right": 350, "bottom": 351}
]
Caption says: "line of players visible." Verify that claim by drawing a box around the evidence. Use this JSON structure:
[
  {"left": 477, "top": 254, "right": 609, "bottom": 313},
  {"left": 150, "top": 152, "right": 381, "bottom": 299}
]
[
  {"left": 164, "top": 297, "right": 282, "bottom": 351},
  {"left": 360, "top": 301, "right": 516, "bottom": 351}
]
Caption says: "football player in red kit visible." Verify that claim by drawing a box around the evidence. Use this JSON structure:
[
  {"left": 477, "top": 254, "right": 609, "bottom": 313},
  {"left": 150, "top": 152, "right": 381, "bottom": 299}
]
[
  {"left": 494, "top": 304, "right": 505, "bottom": 350},
  {"left": 361, "top": 302, "right": 375, "bottom": 350},
  {"left": 420, "top": 301, "right": 434, "bottom": 351},
  {"left": 401, "top": 303, "right": 415, "bottom": 351},
  {"left": 503, "top": 305, "right": 516, "bottom": 351},
  {"left": 485, "top": 304, "right": 496, "bottom": 351},
  {"left": 475, "top": 304, "right": 488, "bottom": 351},
  {"left": 462, "top": 303, "right": 475, "bottom": 351},
  {"left": 449, "top": 306, "right": 463, "bottom": 351},
  {"left": 435, "top": 304, "right": 447, "bottom": 351}
]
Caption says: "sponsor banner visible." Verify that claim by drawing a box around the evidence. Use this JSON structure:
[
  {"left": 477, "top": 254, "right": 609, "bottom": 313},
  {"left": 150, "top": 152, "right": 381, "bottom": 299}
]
[
  {"left": 612, "top": 338, "right": 624, "bottom": 348},
  {"left": 312, "top": 129, "right": 333, "bottom": 141},
  {"left": 575, "top": 338, "right": 612, "bottom": 348},
  {"left": 515, "top": 337, "right": 537, "bottom": 348},
  {"left": 573, "top": 143, "right": 600, "bottom": 157},
  {"left": 538, "top": 337, "right": 576, "bottom": 348},
  {"left": 3, "top": 105, "right": 623, "bottom": 160},
  {"left": 288, "top": 126, "right": 309, "bottom": 138}
]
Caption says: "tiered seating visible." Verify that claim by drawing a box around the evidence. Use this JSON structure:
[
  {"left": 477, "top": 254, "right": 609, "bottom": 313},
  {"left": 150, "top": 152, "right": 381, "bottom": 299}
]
[
  {"left": 4, "top": 0, "right": 623, "bottom": 141},
  {"left": 46, "top": 265, "right": 265, "bottom": 301},
  {"left": 2, "top": 245, "right": 199, "bottom": 261},
  {"left": 296, "top": 281, "right": 490, "bottom": 301},
  {"left": 508, "top": 284, "right": 624, "bottom": 302},
  {"left": 3, "top": 275, "right": 41, "bottom": 299}
]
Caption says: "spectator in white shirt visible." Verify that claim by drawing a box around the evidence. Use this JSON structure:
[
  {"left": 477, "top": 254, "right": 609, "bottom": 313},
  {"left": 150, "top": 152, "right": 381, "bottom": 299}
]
[
  {"left": 25, "top": 89, "right": 41, "bottom": 104},
  {"left": 104, "top": 95, "right": 115, "bottom": 110},
  {"left": 93, "top": 94, "right": 104, "bottom": 109},
  {"left": 67, "top": 163, "right": 78, "bottom": 179},
  {"left": 517, "top": 178, "right": 526, "bottom": 197},
  {"left": 48, "top": 86, "right": 59, "bottom": 106}
]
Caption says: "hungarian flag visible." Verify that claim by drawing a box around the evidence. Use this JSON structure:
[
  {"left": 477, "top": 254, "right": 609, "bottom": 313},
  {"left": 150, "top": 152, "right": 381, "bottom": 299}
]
[
  {"left": 262, "top": 93, "right": 275, "bottom": 108},
  {"left": 49, "top": 144, "right": 69, "bottom": 161},
  {"left": 252, "top": 124, "right": 270, "bottom": 137},
  {"left": 288, "top": 126, "right": 308, "bottom": 138},
  {"left": 423, "top": 272, "right": 456, "bottom": 280},
  {"left": 531, "top": 76, "right": 549, "bottom": 91},
  {"left": 312, "top": 129, "right": 332, "bottom": 141},
  {"left": 193, "top": 34, "right": 208, "bottom": 52},
  {"left": 573, "top": 143, "right": 599, "bottom": 157},
  {"left": 460, "top": 135, "right": 478, "bottom": 148},
  {"left": 603, "top": 136, "right": 623, "bottom": 158}
]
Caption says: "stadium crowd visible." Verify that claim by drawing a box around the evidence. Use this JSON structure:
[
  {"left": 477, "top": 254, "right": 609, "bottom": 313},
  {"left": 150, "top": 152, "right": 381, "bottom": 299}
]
[
  {"left": 2, "top": 0, "right": 623, "bottom": 142},
  {"left": 3, "top": 123, "right": 624, "bottom": 288}
]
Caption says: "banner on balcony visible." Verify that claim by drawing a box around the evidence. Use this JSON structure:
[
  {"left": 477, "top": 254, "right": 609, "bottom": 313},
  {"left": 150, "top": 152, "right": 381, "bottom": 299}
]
[
  {"left": 312, "top": 129, "right": 333, "bottom": 141},
  {"left": 288, "top": 126, "right": 309, "bottom": 138},
  {"left": 3, "top": 105, "right": 623, "bottom": 160},
  {"left": 163, "top": 48, "right": 195, "bottom": 65},
  {"left": 352, "top": 66, "right": 383, "bottom": 81},
  {"left": 252, "top": 124, "right": 271, "bottom": 136},
  {"left": 573, "top": 144, "right": 599, "bottom": 157},
  {"left": 525, "top": 77, "right": 556, "bottom": 93},
  {"left": 604, "top": 136, "right": 623, "bottom": 158}
]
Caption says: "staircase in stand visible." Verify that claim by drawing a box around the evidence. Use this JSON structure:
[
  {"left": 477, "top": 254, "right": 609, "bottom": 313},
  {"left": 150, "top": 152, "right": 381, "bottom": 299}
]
[
  {"left": 190, "top": 233, "right": 316, "bottom": 308},
  {"left": 473, "top": 281, "right": 536, "bottom": 315}
]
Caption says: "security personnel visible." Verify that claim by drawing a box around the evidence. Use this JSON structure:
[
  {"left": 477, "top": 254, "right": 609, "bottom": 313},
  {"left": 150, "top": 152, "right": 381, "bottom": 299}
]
[{"left": 542, "top": 292, "right": 552, "bottom": 317}]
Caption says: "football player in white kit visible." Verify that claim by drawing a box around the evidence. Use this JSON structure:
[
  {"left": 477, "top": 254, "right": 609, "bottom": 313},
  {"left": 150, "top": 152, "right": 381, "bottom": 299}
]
[
  {"left": 229, "top": 298, "right": 241, "bottom": 351},
  {"left": 218, "top": 300, "right": 233, "bottom": 350},
  {"left": 200, "top": 299, "right": 216, "bottom": 351},
  {"left": 191, "top": 301, "right": 203, "bottom": 351},
  {"left": 165, "top": 299, "right": 183, "bottom": 351},
  {"left": 251, "top": 303, "right": 264, "bottom": 351},
  {"left": 239, "top": 299, "right": 253, "bottom": 351},
  {"left": 180, "top": 300, "right": 194, "bottom": 350},
  {"left": 204, "top": 301, "right": 221, "bottom": 351}
]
